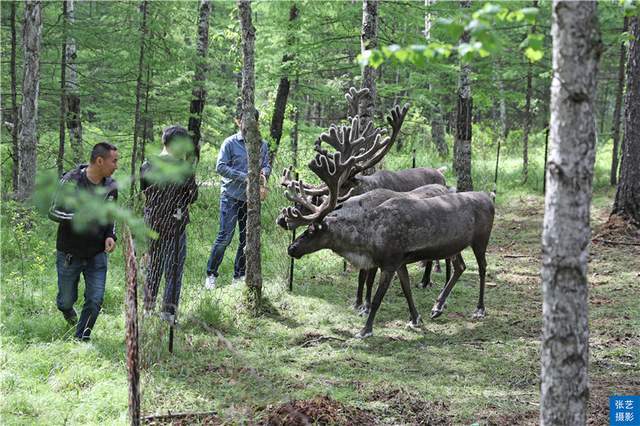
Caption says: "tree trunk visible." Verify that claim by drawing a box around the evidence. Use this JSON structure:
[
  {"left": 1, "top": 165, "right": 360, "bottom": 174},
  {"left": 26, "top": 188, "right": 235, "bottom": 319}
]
[
  {"left": 141, "top": 64, "right": 152, "bottom": 164},
  {"left": 238, "top": 0, "right": 262, "bottom": 306},
  {"left": 541, "top": 2, "right": 601, "bottom": 425},
  {"left": 361, "top": 0, "right": 378, "bottom": 125},
  {"left": 610, "top": 17, "right": 629, "bottom": 186},
  {"left": 130, "top": 0, "right": 149, "bottom": 197},
  {"left": 10, "top": 1, "right": 19, "bottom": 191},
  {"left": 65, "top": 0, "right": 83, "bottom": 166},
  {"left": 291, "top": 102, "right": 299, "bottom": 169},
  {"left": 57, "top": 1, "right": 68, "bottom": 178},
  {"left": 454, "top": 0, "right": 473, "bottom": 192},
  {"left": 16, "top": 1, "right": 43, "bottom": 202},
  {"left": 269, "top": 2, "right": 299, "bottom": 165},
  {"left": 522, "top": 0, "right": 538, "bottom": 184},
  {"left": 188, "top": 0, "right": 212, "bottom": 151},
  {"left": 425, "top": 0, "right": 447, "bottom": 157},
  {"left": 612, "top": 17, "right": 640, "bottom": 225}
]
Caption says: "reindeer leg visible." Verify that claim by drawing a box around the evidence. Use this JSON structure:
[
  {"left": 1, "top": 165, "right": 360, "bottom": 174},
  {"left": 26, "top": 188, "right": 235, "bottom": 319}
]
[
  {"left": 471, "top": 245, "right": 488, "bottom": 319},
  {"left": 360, "top": 267, "right": 377, "bottom": 316},
  {"left": 431, "top": 254, "right": 466, "bottom": 319},
  {"left": 354, "top": 269, "right": 367, "bottom": 310},
  {"left": 397, "top": 264, "right": 422, "bottom": 328},
  {"left": 356, "top": 270, "right": 394, "bottom": 338},
  {"left": 420, "top": 261, "right": 434, "bottom": 288},
  {"left": 445, "top": 257, "right": 452, "bottom": 284}
]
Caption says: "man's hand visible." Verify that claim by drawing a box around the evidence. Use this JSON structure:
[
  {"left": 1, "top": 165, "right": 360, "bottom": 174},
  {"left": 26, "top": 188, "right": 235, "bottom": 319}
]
[{"left": 105, "top": 237, "right": 116, "bottom": 253}]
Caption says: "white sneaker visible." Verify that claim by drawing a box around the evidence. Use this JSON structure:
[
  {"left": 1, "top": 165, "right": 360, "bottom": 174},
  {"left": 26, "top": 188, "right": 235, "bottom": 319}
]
[
  {"left": 204, "top": 275, "right": 217, "bottom": 290},
  {"left": 232, "top": 276, "right": 245, "bottom": 286}
]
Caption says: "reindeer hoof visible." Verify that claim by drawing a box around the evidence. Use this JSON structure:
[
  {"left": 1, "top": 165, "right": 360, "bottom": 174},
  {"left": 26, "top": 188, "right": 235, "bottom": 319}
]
[
  {"left": 355, "top": 329, "right": 373, "bottom": 339},
  {"left": 472, "top": 308, "right": 486, "bottom": 319},
  {"left": 407, "top": 315, "right": 422, "bottom": 329},
  {"left": 358, "top": 304, "right": 371, "bottom": 316},
  {"left": 431, "top": 302, "right": 445, "bottom": 319},
  {"left": 420, "top": 281, "right": 436, "bottom": 289}
]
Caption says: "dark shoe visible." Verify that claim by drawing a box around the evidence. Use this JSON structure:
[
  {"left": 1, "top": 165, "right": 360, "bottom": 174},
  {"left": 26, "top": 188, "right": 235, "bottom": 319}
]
[
  {"left": 63, "top": 309, "right": 78, "bottom": 327},
  {"left": 74, "top": 335, "right": 91, "bottom": 343}
]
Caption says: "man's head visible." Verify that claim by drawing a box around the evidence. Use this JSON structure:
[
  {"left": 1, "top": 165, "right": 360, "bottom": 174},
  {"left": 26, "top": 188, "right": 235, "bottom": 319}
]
[
  {"left": 234, "top": 109, "right": 260, "bottom": 129},
  {"left": 162, "top": 125, "right": 197, "bottom": 160},
  {"left": 90, "top": 142, "right": 118, "bottom": 177}
]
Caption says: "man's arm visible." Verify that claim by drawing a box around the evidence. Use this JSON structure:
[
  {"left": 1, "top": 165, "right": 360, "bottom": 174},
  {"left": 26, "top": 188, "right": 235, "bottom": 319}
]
[
  {"left": 216, "top": 140, "right": 247, "bottom": 181},
  {"left": 260, "top": 141, "right": 272, "bottom": 178},
  {"left": 48, "top": 174, "right": 75, "bottom": 223}
]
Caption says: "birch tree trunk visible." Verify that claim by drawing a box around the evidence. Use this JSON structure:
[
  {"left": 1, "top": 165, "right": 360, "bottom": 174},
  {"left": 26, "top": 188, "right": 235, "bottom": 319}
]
[
  {"left": 612, "top": 16, "right": 640, "bottom": 225},
  {"left": 269, "top": 2, "right": 299, "bottom": 165},
  {"left": 541, "top": 2, "right": 601, "bottom": 424},
  {"left": 188, "top": 0, "right": 212, "bottom": 150},
  {"left": 610, "top": 17, "right": 628, "bottom": 186},
  {"left": 454, "top": 0, "right": 473, "bottom": 192},
  {"left": 10, "top": 1, "right": 19, "bottom": 191},
  {"left": 65, "top": 0, "right": 83, "bottom": 166},
  {"left": 239, "top": 0, "right": 262, "bottom": 306},
  {"left": 16, "top": 0, "right": 43, "bottom": 202},
  {"left": 130, "top": 0, "right": 149, "bottom": 197}
]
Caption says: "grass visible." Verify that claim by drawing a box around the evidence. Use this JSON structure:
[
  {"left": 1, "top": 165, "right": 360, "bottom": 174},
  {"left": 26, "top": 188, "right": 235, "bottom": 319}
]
[{"left": 1, "top": 143, "right": 639, "bottom": 425}]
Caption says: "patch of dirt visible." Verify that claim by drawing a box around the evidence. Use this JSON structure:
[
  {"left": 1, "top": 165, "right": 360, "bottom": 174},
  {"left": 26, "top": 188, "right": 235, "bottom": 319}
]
[
  {"left": 593, "top": 214, "right": 640, "bottom": 245},
  {"left": 588, "top": 377, "right": 640, "bottom": 425},
  {"left": 482, "top": 410, "right": 538, "bottom": 426},
  {"left": 369, "top": 388, "right": 451, "bottom": 425},
  {"left": 261, "top": 395, "right": 376, "bottom": 425},
  {"left": 143, "top": 412, "right": 222, "bottom": 425}
]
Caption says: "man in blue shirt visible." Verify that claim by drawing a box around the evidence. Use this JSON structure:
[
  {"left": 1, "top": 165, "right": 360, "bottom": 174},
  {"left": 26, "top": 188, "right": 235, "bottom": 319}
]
[{"left": 205, "top": 111, "right": 271, "bottom": 288}]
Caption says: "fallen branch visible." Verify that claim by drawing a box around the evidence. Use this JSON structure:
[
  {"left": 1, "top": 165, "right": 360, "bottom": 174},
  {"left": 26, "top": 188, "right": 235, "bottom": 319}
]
[
  {"left": 592, "top": 238, "right": 640, "bottom": 247},
  {"left": 503, "top": 254, "right": 530, "bottom": 258},
  {"left": 300, "top": 335, "right": 347, "bottom": 348}
]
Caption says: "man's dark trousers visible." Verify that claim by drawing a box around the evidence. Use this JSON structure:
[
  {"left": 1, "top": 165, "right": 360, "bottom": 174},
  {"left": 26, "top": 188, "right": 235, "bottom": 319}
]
[{"left": 56, "top": 251, "right": 108, "bottom": 340}]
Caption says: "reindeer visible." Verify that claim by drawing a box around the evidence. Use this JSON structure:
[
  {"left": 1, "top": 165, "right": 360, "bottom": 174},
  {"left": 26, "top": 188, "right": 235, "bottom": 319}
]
[
  {"left": 281, "top": 105, "right": 495, "bottom": 338},
  {"left": 277, "top": 88, "right": 450, "bottom": 309}
]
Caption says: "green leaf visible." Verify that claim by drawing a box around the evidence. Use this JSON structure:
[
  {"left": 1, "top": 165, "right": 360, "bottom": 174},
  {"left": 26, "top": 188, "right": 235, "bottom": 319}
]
[{"left": 524, "top": 47, "right": 544, "bottom": 62}]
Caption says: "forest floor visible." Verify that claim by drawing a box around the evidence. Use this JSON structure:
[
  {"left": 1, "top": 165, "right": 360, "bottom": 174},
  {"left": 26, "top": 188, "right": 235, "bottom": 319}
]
[{"left": 1, "top": 187, "right": 639, "bottom": 425}]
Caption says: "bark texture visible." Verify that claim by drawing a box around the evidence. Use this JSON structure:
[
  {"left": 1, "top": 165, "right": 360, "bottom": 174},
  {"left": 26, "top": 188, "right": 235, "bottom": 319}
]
[
  {"left": 58, "top": 0, "right": 67, "bottom": 178},
  {"left": 10, "top": 1, "right": 19, "bottom": 191},
  {"left": 188, "top": 0, "right": 212, "bottom": 150},
  {"left": 269, "top": 2, "right": 299, "bottom": 164},
  {"left": 541, "top": 2, "right": 601, "bottom": 425},
  {"left": 360, "top": 0, "right": 378, "bottom": 125},
  {"left": 610, "top": 17, "right": 628, "bottom": 186},
  {"left": 65, "top": 0, "right": 83, "bottom": 166},
  {"left": 425, "top": 0, "right": 447, "bottom": 157},
  {"left": 239, "top": 0, "right": 263, "bottom": 305},
  {"left": 454, "top": 0, "right": 473, "bottom": 192},
  {"left": 17, "top": 1, "right": 43, "bottom": 201},
  {"left": 130, "top": 0, "right": 149, "bottom": 196},
  {"left": 612, "top": 17, "right": 640, "bottom": 225}
]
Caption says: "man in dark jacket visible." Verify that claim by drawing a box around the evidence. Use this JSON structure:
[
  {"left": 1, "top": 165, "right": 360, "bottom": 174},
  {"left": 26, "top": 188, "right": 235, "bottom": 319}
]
[
  {"left": 140, "top": 125, "right": 198, "bottom": 322},
  {"left": 49, "top": 142, "right": 119, "bottom": 341}
]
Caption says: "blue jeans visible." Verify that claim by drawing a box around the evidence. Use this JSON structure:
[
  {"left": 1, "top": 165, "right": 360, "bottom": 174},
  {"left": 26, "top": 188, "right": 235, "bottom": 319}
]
[
  {"left": 143, "top": 231, "right": 187, "bottom": 315},
  {"left": 56, "top": 251, "right": 108, "bottom": 340},
  {"left": 206, "top": 194, "right": 247, "bottom": 278}
]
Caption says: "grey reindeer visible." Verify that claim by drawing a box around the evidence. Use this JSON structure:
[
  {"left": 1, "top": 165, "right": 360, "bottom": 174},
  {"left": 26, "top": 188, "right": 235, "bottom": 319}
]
[
  {"left": 278, "top": 88, "right": 451, "bottom": 310},
  {"left": 281, "top": 105, "right": 495, "bottom": 338}
]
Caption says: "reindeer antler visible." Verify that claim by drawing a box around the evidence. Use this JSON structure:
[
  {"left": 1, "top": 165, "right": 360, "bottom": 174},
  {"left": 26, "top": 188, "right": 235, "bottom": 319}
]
[
  {"left": 345, "top": 87, "right": 370, "bottom": 119},
  {"left": 281, "top": 151, "right": 356, "bottom": 228}
]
